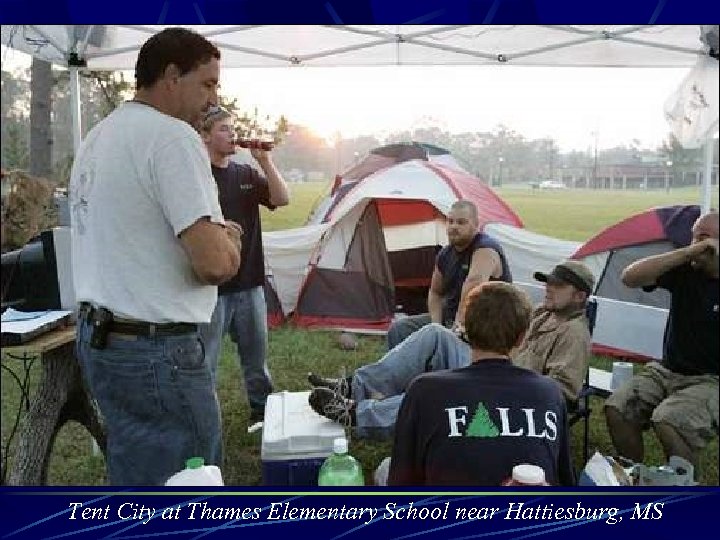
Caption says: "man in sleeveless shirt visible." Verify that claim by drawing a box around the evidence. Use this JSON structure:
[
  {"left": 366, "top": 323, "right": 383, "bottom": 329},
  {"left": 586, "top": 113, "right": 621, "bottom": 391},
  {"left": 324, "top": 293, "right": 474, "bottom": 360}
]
[{"left": 386, "top": 200, "right": 512, "bottom": 349}]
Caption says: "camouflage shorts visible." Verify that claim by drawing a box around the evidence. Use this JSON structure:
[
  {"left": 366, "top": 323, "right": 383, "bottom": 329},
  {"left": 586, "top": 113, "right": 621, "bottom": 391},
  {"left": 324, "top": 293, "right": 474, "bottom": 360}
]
[{"left": 605, "top": 362, "right": 719, "bottom": 450}]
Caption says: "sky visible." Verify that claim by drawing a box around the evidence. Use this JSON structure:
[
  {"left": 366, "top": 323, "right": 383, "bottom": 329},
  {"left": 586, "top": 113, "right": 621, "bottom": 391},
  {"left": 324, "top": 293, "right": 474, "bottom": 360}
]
[{"left": 2, "top": 45, "right": 690, "bottom": 152}]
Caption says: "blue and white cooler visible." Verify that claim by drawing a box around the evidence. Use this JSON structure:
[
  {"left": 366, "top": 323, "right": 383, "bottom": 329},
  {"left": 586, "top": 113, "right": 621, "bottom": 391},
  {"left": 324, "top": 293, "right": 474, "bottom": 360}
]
[{"left": 261, "top": 390, "right": 346, "bottom": 486}]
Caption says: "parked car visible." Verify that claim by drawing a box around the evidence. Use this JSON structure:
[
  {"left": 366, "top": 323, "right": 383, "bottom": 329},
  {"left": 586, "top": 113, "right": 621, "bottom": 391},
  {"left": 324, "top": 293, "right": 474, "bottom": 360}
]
[{"left": 539, "top": 180, "right": 566, "bottom": 189}]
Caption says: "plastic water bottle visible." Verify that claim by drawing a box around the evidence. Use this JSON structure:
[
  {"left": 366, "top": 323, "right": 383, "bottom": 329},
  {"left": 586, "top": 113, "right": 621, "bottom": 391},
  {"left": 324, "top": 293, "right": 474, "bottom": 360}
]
[
  {"left": 317, "top": 438, "right": 364, "bottom": 486},
  {"left": 501, "top": 464, "right": 549, "bottom": 486},
  {"left": 165, "top": 457, "right": 224, "bottom": 486}
]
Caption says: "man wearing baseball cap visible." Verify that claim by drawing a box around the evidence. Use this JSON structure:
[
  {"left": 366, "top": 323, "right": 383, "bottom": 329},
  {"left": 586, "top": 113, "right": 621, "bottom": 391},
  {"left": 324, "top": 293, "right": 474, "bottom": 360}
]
[
  {"left": 514, "top": 260, "right": 596, "bottom": 403},
  {"left": 308, "top": 259, "right": 596, "bottom": 436},
  {"left": 533, "top": 261, "right": 595, "bottom": 297}
]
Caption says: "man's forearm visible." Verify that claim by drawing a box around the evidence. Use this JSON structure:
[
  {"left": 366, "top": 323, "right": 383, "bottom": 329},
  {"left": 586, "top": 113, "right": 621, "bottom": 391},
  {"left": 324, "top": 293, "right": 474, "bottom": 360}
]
[
  {"left": 454, "top": 276, "right": 484, "bottom": 325},
  {"left": 621, "top": 246, "right": 693, "bottom": 288},
  {"left": 257, "top": 156, "right": 290, "bottom": 207},
  {"left": 427, "top": 291, "right": 443, "bottom": 323}
]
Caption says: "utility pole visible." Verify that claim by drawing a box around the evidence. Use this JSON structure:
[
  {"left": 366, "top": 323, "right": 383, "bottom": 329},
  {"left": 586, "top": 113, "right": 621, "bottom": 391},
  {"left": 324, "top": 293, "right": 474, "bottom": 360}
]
[
  {"left": 333, "top": 131, "right": 342, "bottom": 173},
  {"left": 591, "top": 131, "right": 598, "bottom": 189}
]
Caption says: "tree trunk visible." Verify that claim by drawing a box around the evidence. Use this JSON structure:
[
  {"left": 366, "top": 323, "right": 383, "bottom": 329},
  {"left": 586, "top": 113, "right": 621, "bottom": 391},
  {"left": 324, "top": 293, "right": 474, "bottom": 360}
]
[
  {"left": 30, "top": 57, "right": 53, "bottom": 178},
  {"left": 6, "top": 342, "right": 106, "bottom": 486}
]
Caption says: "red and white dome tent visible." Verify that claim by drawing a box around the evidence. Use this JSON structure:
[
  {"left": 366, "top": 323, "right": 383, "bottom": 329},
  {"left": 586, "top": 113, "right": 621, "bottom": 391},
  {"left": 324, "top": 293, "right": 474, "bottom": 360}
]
[{"left": 268, "top": 142, "right": 522, "bottom": 331}]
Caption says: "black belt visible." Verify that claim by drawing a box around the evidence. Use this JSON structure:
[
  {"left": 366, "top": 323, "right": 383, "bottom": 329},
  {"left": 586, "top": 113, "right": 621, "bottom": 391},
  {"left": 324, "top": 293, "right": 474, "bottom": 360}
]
[{"left": 79, "top": 303, "right": 197, "bottom": 337}]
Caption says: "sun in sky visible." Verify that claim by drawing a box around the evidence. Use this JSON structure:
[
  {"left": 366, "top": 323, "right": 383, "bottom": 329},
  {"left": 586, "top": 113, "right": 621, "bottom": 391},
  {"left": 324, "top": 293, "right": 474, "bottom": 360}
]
[{"left": 222, "top": 65, "right": 691, "bottom": 151}]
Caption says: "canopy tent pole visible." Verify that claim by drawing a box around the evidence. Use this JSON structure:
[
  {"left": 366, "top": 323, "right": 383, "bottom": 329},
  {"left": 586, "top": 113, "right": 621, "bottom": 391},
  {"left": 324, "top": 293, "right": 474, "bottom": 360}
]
[
  {"left": 69, "top": 66, "right": 82, "bottom": 155},
  {"left": 70, "top": 62, "right": 97, "bottom": 457},
  {"left": 702, "top": 126, "right": 717, "bottom": 213},
  {"left": 68, "top": 24, "right": 95, "bottom": 155}
]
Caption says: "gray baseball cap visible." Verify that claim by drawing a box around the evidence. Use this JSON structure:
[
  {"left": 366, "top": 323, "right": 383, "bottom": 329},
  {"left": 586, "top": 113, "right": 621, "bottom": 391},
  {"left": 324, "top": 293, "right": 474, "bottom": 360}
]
[{"left": 534, "top": 260, "right": 595, "bottom": 294}]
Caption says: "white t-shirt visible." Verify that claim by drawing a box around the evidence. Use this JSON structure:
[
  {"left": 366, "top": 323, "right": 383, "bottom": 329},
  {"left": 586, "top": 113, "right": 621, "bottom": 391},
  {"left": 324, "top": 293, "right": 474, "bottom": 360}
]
[{"left": 70, "top": 102, "right": 224, "bottom": 323}]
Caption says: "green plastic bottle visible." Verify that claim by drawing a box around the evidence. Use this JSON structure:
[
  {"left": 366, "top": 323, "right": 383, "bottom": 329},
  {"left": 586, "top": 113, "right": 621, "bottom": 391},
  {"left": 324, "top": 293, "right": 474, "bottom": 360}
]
[{"left": 317, "top": 437, "right": 364, "bottom": 486}]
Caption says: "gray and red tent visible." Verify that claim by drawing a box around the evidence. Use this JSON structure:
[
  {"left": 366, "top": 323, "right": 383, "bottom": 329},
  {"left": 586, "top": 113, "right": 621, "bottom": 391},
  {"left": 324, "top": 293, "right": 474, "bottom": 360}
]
[
  {"left": 265, "top": 142, "right": 523, "bottom": 331},
  {"left": 572, "top": 204, "right": 701, "bottom": 360},
  {"left": 574, "top": 204, "right": 701, "bottom": 309}
]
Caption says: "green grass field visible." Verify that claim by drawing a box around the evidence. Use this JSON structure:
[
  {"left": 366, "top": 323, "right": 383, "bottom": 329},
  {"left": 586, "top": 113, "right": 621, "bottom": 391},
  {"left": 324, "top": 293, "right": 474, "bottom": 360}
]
[{"left": 2, "top": 182, "right": 718, "bottom": 485}]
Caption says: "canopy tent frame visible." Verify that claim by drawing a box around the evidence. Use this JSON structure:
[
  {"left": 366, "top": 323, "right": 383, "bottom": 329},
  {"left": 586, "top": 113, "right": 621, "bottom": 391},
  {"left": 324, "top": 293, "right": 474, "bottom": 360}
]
[
  {"left": 2, "top": 24, "right": 717, "bottom": 209},
  {"left": 5, "top": 25, "right": 709, "bottom": 68},
  {"left": 81, "top": 25, "right": 706, "bottom": 66},
  {"left": 704, "top": 128, "right": 717, "bottom": 212}
]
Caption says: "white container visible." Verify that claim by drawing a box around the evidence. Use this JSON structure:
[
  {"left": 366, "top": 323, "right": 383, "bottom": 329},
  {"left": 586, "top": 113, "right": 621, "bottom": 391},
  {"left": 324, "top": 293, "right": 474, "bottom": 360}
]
[
  {"left": 513, "top": 464, "right": 546, "bottom": 485},
  {"left": 165, "top": 457, "right": 224, "bottom": 486},
  {"left": 374, "top": 457, "right": 391, "bottom": 486},
  {"left": 261, "top": 391, "right": 346, "bottom": 485},
  {"left": 611, "top": 361, "right": 634, "bottom": 390},
  {"left": 503, "top": 464, "right": 548, "bottom": 486}
]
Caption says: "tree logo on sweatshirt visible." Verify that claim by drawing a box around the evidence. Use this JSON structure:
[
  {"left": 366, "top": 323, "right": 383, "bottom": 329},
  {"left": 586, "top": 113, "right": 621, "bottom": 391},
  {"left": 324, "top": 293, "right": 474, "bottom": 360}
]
[
  {"left": 465, "top": 402, "right": 499, "bottom": 437},
  {"left": 445, "top": 403, "right": 558, "bottom": 441}
]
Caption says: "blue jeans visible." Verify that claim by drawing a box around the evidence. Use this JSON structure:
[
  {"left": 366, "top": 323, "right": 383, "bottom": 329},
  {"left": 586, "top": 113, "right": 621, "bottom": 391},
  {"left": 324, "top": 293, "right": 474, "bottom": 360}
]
[
  {"left": 76, "top": 313, "right": 222, "bottom": 486},
  {"left": 386, "top": 313, "right": 432, "bottom": 350},
  {"left": 355, "top": 323, "right": 471, "bottom": 438},
  {"left": 200, "top": 286, "right": 273, "bottom": 414}
]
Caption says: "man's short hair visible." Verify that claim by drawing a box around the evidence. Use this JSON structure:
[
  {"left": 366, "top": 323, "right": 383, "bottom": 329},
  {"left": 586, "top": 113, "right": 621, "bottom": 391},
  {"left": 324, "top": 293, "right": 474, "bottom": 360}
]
[
  {"left": 135, "top": 27, "right": 220, "bottom": 89},
  {"left": 694, "top": 211, "right": 719, "bottom": 235},
  {"left": 464, "top": 282, "right": 532, "bottom": 355},
  {"left": 449, "top": 200, "right": 479, "bottom": 223},
  {"left": 200, "top": 105, "right": 232, "bottom": 133}
]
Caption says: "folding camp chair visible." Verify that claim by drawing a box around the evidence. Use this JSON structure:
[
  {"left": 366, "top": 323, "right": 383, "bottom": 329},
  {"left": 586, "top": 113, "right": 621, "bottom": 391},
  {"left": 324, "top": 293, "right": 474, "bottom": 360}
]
[{"left": 568, "top": 297, "right": 598, "bottom": 465}]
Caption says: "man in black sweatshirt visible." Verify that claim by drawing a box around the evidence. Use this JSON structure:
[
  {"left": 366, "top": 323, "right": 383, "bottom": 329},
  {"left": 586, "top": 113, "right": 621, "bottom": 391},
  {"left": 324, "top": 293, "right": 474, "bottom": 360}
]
[{"left": 388, "top": 282, "right": 575, "bottom": 486}]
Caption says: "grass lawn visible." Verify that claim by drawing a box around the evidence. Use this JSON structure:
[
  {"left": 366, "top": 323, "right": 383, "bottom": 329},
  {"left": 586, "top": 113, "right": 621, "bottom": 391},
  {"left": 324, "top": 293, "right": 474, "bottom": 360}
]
[
  {"left": 2, "top": 182, "right": 718, "bottom": 485},
  {"left": 496, "top": 185, "right": 719, "bottom": 241}
]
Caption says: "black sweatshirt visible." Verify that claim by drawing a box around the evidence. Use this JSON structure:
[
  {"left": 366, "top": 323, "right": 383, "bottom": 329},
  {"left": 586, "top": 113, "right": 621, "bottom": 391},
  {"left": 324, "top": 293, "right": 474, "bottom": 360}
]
[{"left": 388, "top": 359, "right": 575, "bottom": 486}]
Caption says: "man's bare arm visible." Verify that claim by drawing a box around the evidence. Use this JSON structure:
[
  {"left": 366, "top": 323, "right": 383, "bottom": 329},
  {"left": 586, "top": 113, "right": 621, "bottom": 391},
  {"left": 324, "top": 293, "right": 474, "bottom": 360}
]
[
  {"left": 454, "top": 248, "right": 500, "bottom": 326},
  {"left": 252, "top": 152, "right": 290, "bottom": 207},
  {"left": 427, "top": 266, "right": 444, "bottom": 323},
  {"left": 179, "top": 218, "right": 240, "bottom": 285},
  {"left": 622, "top": 239, "right": 718, "bottom": 288}
]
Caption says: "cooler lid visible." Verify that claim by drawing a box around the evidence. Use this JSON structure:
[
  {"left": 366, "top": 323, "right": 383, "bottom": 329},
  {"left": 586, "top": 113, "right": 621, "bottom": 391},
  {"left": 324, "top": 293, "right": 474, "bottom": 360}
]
[{"left": 261, "top": 391, "right": 346, "bottom": 460}]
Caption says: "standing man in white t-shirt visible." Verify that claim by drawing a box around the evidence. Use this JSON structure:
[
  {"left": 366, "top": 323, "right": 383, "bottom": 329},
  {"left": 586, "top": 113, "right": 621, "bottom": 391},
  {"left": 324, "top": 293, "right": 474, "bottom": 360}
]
[{"left": 70, "top": 28, "right": 240, "bottom": 485}]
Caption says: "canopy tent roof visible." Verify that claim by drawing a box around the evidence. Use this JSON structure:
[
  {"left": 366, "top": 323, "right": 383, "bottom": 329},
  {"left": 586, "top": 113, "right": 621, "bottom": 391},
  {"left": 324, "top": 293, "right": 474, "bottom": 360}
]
[
  {"left": 1, "top": 25, "right": 711, "bottom": 70},
  {"left": 3, "top": 24, "right": 716, "bottom": 213}
]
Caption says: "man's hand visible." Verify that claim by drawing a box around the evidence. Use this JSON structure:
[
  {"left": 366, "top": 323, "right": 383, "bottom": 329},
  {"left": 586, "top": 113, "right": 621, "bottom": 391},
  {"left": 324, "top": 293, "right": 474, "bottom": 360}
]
[
  {"left": 179, "top": 218, "right": 240, "bottom": 285},
  {"left": 225, "top": 219, "right": 244, "bottom": 248},
  {"left": 687, "top": 238, "right": 719, "bottom": 261},
  {"left": 250, "top": 146, "right": 271, "bottom": 162},
  {"left": 250, "top": 150, "right": 291, "bottom": 207}
]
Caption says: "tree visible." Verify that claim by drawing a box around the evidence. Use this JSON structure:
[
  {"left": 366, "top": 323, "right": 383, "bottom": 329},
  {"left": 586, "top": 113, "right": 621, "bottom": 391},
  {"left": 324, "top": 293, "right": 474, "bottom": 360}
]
[
  {"left": 658, "top": 133, "right": 703, "bottom": 169},
  {"left": 1, "top": 170, "right": 57, "bottom": 252},
  {"left": 1, "top": 68, "right": 30, "bottom": 119},
  {"left": 29, "top": 58, "right": 53, "bottom": 178},
  {"left": 2, "top": 68, "right": 31, "bottom": 171},
  {"left": 89, "top": 71, "right": 132, "bottom": 118},
  {"left": 51, "top": 70, "right": 133, "bottom": 184},
  {"left": 466, "top": 402, "right": 499, "bottom": 438},
  {"left": 270, "top": 122, "right": 332, "bottom": 176},
  {"left": 2, "top": 123, "right": 30, "bottom": 171}
]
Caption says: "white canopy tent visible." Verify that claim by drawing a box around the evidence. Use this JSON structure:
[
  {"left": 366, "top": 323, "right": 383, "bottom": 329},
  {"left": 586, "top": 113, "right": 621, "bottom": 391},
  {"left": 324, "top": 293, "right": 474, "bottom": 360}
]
[
  {"left": 1, "top": 25, "right": 709, "bottom": 69},
  {"left": 2, "top": 24, "right": 718, "bottom": 207}
]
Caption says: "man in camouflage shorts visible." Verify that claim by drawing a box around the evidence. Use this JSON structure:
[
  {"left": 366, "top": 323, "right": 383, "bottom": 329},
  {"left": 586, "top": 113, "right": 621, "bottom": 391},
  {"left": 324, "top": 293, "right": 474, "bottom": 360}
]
[{"left": 605, "top": 212, "right": 719, "bottom": 471}]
